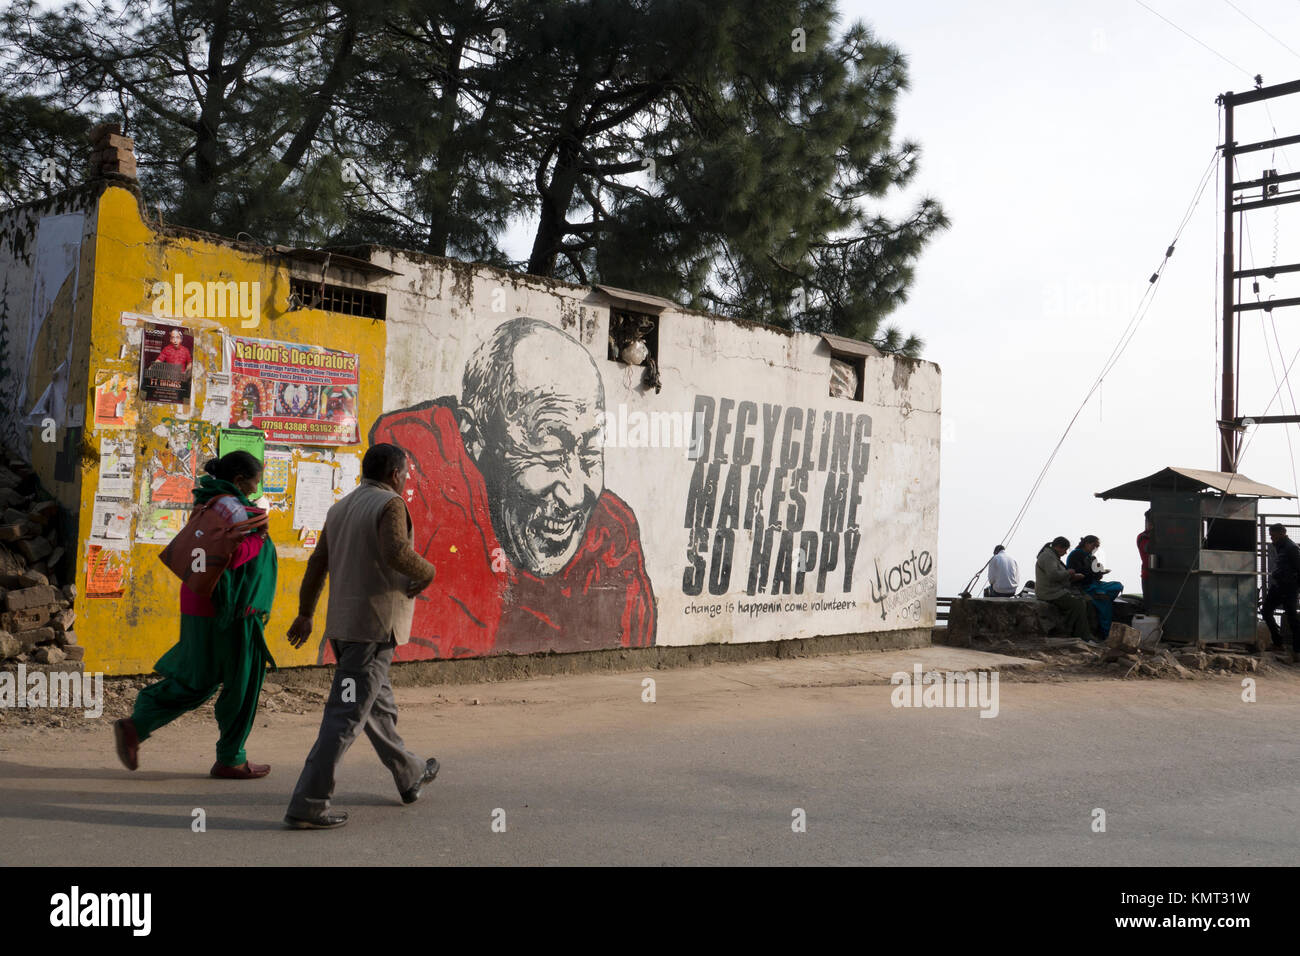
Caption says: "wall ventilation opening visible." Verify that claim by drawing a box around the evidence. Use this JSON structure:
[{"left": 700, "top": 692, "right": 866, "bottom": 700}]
[
  {"left": 829, "top": 352, "right": 865, "bottom": 401},
  {"left": 821, "top": 333, "right": 877, "bottom": 402},
  {"left": 609, "top": 308, "right": 661, "bottom": 392},
  {"left": 289, "top": 277, "right": 387, "bottom": 320}
]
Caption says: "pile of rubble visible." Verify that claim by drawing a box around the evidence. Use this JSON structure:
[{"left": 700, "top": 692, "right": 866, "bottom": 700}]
[
  {"left": 966, "top": 621, "right": 1281, "bottom": 680},
  {"left": 0, "top": 456, "right": 78, "bottom": 666}
]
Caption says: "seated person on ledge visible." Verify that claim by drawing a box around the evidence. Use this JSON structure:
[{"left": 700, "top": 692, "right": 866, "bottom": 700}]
[
  {"left": 1067, "top": 534, "right": 1123, "bottom": 638},
  {"left": 985, "top": 544, "right": 1019, "bottom": 598},
  {"left": 1034, "top": 536, "right": 1092, "bottom": 641}
]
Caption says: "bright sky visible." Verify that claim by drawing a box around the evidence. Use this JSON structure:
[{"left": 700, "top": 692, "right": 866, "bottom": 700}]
[
  {"left": 843, "top": 0, "right": 1300, "bottom": 595},
  {"left": 493, "top": 0, "right": 1300, "bottom": 598}
]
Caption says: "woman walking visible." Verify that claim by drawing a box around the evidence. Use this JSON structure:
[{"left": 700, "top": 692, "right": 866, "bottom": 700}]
[{"left": 114, "top": 451, "right": 279, "bottom": 779}]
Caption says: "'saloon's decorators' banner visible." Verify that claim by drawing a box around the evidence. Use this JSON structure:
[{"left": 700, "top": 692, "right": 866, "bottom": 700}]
[{"left": 224, "top": 335, "right": 360, "bottom": 445}]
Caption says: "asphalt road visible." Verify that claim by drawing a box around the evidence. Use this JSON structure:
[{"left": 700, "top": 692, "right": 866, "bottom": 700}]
[{"left": 2, "top": 649, "right": 1297, "bottom": 865}]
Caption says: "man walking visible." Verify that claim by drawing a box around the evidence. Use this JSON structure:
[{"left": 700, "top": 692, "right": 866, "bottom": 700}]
[
  {"left": 1262, "top": 523, "right": 1300, "bottom": 664},
  {"left": 284, "top": 443, "right": 440, "bottom": 829}
]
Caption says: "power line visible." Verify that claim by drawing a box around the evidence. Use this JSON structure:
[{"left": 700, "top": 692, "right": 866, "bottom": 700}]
[
  {"left": 1134, "top": 0, "right": 1253, "bottom": 79},
  {"left": 962, "top": 148, "right": 1221, "bottom": 595},
  {"left": 1222, "top": 0, "right": 1300, "bottom": 63}
]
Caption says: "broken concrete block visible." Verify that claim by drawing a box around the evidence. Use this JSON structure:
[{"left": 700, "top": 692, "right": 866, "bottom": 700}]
[
  {"left": 3, "top": 507, "right": 28, "bottom": 526},
  {"left": 3, "top": 607, "right": 55, "bottom": 632},
  {"left": 21, "top": 626, "right": 56, "bottom": 646},
  {"left": 15, "top": 536, "right": 52, "bottom": 563},
  {"left": 0, "top": 524, "right": 26, "bottom": 542},
  {"left": 46, "top": 546, "right": 63, "bottom": 570},
  {"left": 17, "top": 569, "right": 48, "bottom": 588},
  {"left": 0, "top": 631, "right": 19, "bottom": 659},
  {"left": 55, "top": 629, "right": 77, "bottom": 647},
  {"left": 61, "top": 583, "right": 76, "bottom": 603},
  {"left": 6, "top": 585, "right": 59, "bottom": 611},
  {"left": 32, "top": 645, "right": 65, "bottom": 664},
  {"left": 28, "top": 500, "right": 58, "bottom": 525},
  {"left": 1107, "top": 622, "right": 1141, "bottom": 651},
  {"left": 62, "top": 645, "right": 84, "bottom": 662},
  {"left": 51, "top": 608, "right": 75, "bottom": 632}
]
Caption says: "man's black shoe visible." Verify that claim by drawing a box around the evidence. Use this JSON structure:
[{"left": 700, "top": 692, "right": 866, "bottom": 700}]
[
  {"left": 283, "top": 811, "right": 349, "bottom": 830},
  {"left": 401, "top": 757, "right": 440, "bottom": 804}
]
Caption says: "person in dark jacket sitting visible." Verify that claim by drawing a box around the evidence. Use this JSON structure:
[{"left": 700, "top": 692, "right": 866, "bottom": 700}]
[
  {"left": 1034, "top": 537, "right": 1091, "bottom": 640},
  {"left": 1067, "top": 535, "right": 1123, "bottom": 639},
  {"left": 1262, "top": 523, "right": 1300, "bottom": 663}
]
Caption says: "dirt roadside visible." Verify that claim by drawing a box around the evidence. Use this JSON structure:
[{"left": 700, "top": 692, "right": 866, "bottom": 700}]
[{"left": 2, "top": 636, "right": 1295, "bottom": 737}]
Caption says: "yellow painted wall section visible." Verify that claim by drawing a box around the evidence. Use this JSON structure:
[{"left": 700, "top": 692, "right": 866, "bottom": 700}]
[{"left": 81, "top": 186, "right": 386, "bottom": 674}]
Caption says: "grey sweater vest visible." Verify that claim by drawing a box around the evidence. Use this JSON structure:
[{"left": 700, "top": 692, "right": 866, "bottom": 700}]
[{"left": 322, "top": 480, "right": 416, "bottom": 645}]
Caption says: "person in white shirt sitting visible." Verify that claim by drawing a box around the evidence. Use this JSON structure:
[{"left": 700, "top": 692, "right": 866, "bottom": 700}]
[{"left": 987, "top": 545, "right": 1019, "bottom": 597}]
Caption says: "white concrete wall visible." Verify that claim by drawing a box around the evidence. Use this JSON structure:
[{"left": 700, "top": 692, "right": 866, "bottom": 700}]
[{"left": 369, "top": 250, "right": 941, "bottom": 652}]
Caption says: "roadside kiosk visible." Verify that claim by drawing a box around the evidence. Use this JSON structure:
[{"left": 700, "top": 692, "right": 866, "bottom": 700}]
[{"left": 1095, "top": 468, "right": 1293, "bottom": 645}]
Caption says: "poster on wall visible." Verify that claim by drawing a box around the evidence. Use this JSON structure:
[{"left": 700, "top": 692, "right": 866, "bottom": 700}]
[
  {"left": 218, "top": 427, "right": 265, "bottom": 496},
  {"left": 139, "top": 322, "right": 195, "bottom": 404},
  {"left": 89, "top": 495, "right": 132, "bottom": 540},
  {"left": 262, "top": 449, "right": 292, "bottom": 495},
  {"left": 92, "top": 371, "right": 138, "bottom": 430},
  {"left": 137, "top": 419, "right": 206, "bottom": 542},
  {"left": 85, "top": 542, "right": 129, "bottom": 599},
  {"left": 97, "top": 437, "right": 136, "bottom": 497},
  {"left": 224, "top": 335, "right": 360, "bottom": 445},
  {"left": 292, "top": 461, "right": 334, "bottom": 530}
]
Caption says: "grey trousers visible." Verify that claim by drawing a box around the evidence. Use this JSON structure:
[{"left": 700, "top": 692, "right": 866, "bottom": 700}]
[{"left": 286, "top": 638, "right": 425, "bottom": 818}]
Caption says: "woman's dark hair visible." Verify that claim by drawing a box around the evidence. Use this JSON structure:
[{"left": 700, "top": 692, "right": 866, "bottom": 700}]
[
  {"left": 363, "top": 443, "right": 408, "bottom": 481},
  {"left": 1051, "top": 536, "right": 1070, "bottom": 549},
  {"left": 204, "top": 450, "right": 262, "bottom": 483},
  {"left": 1078, "top": 534, "right": 1100, "bottom": 548}
]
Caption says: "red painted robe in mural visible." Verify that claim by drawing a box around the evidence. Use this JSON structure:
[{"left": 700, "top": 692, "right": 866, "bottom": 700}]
[{"left": 355, "top": 401, "right": 655, "bottom": 660}]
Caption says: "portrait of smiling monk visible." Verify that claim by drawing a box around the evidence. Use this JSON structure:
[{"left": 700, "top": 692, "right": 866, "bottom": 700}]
[{"left": 356, "top": 317, "right": 656, "bottom": 660}]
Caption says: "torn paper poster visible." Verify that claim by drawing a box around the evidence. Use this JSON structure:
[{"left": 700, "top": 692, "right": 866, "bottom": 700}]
[
  {"left": 86, "top": 543, "right": 129, "bottom": 599},
  {"left": 136, "top": 419, "right": 204, "bottom": 542},
  {"left": 97, "top": 437, "right": 136, "bottom": 497},
  {"left": 92, "top": 371, "right": 138, "bottom": 430},
  {"left": 89, "top": 495, "right": 132, "bottom": 540},
  {"left": 292, "top": 461, "right": 334, "bottom": 530},
  {"left": 334, "top": 453, "right": 360, "bottom": 493},
  {"left": 201, "top": 370, "right": 233, "bottom": 425}
]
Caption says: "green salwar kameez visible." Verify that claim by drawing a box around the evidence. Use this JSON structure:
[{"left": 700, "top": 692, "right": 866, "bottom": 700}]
[{"left": 131, "top": 477, "right": 278, "bottom": 767}]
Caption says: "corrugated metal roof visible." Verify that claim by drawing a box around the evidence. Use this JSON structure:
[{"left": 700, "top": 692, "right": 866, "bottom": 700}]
[
  {"left": 821, "top": 333, "right": 882, "bottom": 358},
  {"left": 592, "top": 284, "right": 677, "bottom": 312},
  {"left": 1095, "top": 466, "right": 1295, "bottom": 500}
]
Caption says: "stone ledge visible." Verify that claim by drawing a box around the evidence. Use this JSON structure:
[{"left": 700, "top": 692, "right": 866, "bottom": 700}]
[{"left": 945, "top": 597, "right": 1071, "bottom": 647}]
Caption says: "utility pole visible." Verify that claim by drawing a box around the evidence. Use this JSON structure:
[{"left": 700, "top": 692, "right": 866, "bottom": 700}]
[
  {"left": 1221, "top": 94, "right": 1235, "bottom": 472},
  {"left": 1218, "top": 77, "right": 1300, "bottom": 472}
]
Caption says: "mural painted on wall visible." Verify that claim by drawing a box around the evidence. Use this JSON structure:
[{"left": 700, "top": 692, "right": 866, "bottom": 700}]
[
  {"left": 352, "top": 317, "right": 656, "bottom": 661},
  {"left": 678, "top": 395, "right": 877, "bottom": 622}
]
